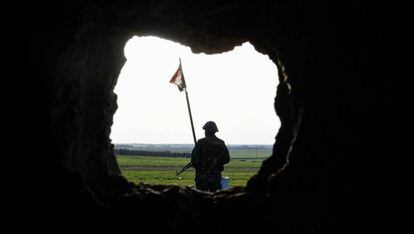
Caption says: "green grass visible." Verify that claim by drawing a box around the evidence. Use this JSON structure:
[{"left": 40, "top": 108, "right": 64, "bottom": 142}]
[
  {"left": 117, "top": 155, "right": 264, "bottom": 187},
  {"left": 228, "top": 148, "right": 272, "bottom": 158}
]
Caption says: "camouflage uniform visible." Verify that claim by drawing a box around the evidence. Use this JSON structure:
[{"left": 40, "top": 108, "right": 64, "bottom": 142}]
[{"left": 191, "top": 135, "right": 230, "bottom": 192}]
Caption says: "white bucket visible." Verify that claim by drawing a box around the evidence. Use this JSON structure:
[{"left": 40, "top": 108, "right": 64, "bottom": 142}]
[{"left": 221, "top": 176, "right": 229, "bottom": 189}]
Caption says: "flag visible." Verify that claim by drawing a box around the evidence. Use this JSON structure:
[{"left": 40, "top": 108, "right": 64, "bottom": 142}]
[{"left": 169, "top": 62, "right": 186, "bottom": 92}]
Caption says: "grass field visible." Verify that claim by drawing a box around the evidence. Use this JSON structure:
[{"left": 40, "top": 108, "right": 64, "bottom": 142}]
[{"left": 117, "top": 155, "right": 265, "bottom": 187}]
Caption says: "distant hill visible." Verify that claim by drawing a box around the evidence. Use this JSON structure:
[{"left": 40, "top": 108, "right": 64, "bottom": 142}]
[
  {"left": 114, "top": 143, "right": 273, "bottom": 159},
  {"left": 114, "top": 143, "right": 272, "bottom": 151}
]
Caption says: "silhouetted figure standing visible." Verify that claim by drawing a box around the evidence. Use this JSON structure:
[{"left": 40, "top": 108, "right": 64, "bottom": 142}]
[{"left": 191, "top": 121, "right": 230, "bottom": 192}]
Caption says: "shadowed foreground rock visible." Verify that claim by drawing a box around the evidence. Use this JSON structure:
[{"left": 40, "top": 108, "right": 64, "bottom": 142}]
[{"left": 15, "top": 1, "right": 399, "bottom": 233}]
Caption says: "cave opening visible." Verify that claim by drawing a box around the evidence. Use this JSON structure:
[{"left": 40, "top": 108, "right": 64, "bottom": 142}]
[
  {"left": 22, "top": 2, "right": 393, "bottom": 232},
  {"left": 110, "top": 35, "right": 281, "bottom": 189}
]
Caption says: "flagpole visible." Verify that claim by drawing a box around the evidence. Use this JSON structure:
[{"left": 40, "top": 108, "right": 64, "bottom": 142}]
[
  {"left": 185, "top": 88, "right": 197, "bottom": 145},
  {"left": 180, "top": 58, "right": 197, "bottom": 145}
]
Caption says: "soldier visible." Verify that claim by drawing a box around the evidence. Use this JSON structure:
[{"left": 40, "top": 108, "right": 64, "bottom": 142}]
[{"left": 191, "top": 121, "right": 230, "bottom": 192}]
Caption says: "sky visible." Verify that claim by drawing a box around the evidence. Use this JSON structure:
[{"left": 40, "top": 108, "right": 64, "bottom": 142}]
[{"left": 110, "top": 36, "right": 280, "bottom": 145}]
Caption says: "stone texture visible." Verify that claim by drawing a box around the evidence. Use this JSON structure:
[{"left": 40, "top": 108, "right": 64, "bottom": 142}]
[{"left": 16, "top": 1, "right": 398, "bottom": 233}]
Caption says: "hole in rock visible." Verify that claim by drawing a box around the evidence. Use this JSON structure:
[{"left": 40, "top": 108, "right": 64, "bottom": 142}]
[{"left": 111, "top": 36, "right": 280, "bottom": 188}]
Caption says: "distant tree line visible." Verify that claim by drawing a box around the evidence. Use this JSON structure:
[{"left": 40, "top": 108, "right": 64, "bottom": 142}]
[{"left": 115, "top": 148, "right": 191, "bottom": 158}]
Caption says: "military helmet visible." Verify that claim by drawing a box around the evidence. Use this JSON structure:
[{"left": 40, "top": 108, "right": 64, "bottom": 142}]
[{"left": 203, "top": 121, "right": 219, "bottom": 133}]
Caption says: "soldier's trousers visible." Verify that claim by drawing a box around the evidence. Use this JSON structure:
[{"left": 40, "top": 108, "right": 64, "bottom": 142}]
[{"left": 195, "top": 173, "right": 222, "bottom": 192}]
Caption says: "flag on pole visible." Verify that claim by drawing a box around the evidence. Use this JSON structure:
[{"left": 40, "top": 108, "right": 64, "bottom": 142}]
[
  {"left": 169, "top": 60, "right": 186, "bottom": 92},
  {"left": 169, "top": 59, "right": 197, "bottom": 145}
]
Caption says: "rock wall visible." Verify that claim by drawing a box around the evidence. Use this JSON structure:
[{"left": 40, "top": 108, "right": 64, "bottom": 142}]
[{"left": 17, "top": 1, "right": 396, "bottom": 233}]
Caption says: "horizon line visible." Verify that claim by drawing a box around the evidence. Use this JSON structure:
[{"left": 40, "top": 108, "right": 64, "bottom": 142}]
[{"left": 113, "top": 142, "right": 274, "bottom": 145}]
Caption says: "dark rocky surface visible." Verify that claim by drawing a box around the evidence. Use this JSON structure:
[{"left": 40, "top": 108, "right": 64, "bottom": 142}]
[{"left": 12, "top": 1, "right": 400, "bottom": 233}]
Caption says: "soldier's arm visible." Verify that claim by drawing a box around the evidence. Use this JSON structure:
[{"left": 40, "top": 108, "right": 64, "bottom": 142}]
[
  {"left": 222, "top": 143, "right": 230, "bottom": 164},
  {"left": 191, "top": 142, "right": 201, "bottom": 168}
]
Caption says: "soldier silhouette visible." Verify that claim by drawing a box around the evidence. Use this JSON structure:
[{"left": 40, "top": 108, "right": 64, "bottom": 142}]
[{"left": 191, "top": 121, "right": 230, "bottom": 192}]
